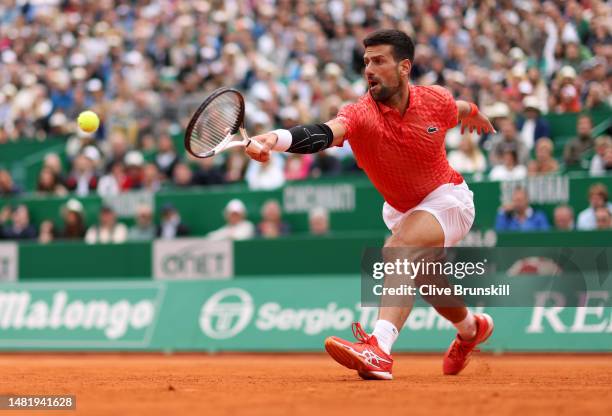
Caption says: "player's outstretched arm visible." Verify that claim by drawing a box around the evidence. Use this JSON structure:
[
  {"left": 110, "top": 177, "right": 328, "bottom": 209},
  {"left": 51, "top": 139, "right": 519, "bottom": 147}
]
[
  {"left": 456, "top": 100, "right": 496, "bottom": 135},
  {"left": 245, "top": 118, "right": 346, "bottom": 163}
]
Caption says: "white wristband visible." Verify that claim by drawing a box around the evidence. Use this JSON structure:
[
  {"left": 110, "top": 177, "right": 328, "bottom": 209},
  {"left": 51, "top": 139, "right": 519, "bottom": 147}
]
[{"left": 271, "top": 129, "right": 292, "bottom": 152}]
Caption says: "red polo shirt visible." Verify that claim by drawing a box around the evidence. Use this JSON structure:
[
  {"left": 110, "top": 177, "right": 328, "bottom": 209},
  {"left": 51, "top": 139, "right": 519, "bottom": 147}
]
[{"left": 336, "top": 84, "right": 463, "bottom": 212}]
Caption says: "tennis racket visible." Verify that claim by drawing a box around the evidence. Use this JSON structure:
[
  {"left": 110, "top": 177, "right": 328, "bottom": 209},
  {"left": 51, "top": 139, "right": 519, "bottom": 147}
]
[{"left": 184, "top": 87, "right": 263, "bottom": 158}]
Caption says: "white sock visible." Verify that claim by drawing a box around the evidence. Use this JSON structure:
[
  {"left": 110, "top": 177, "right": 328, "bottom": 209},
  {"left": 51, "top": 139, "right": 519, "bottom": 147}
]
[
  {"left": 453, "top": 310, "right": 477, "bottom": 341},
  {"left": 371, "top": 320, "right": 399, "bottom": 354}
]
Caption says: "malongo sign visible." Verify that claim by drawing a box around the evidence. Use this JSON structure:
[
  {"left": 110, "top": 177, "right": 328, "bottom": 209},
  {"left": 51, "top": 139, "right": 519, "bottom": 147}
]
[{"left": 0, "top": 283, "right": 162, "bottom": 348}]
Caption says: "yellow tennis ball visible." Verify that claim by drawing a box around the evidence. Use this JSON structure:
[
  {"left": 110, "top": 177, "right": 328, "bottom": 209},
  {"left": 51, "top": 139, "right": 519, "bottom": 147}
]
[{"left": 77, "top": 111, "right": 100, "bottom": 133}]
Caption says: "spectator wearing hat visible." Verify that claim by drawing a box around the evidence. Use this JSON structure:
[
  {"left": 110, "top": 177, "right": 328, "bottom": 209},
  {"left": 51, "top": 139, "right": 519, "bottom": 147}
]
[
  {"left": 563, "top": 115, "right": 595, "bottom": 168},
  {"left": 128, "top": 204, "right": 157, "bottom": 241},
  {"left": 60, "top": 199, "right": 87, "bottom": 240},
  {"left": 527, "top": 138, "right": 559, "bottom": 176},
  {"left": 157, "top": 203, "right": 189, "bottom": 239},
  {"left": 0, "top": 204, "right": 37, "bottom": 240},
  {"left": 553, "top": 205, "right": 575, "bottom": 231},
  {"left": 207, "top": 199, "right": 255, "bottom": 241},
  {"left": 495, "top": 187, "right": 550, "bottom": 232},
  {"left": 577, "top": 183, "right": 612, "bottom": 231},
  {"left": 516, "top": 96, "right": 551, "bottom": 150},
  {"left": 124, "top": 150, "right": 145, "bottom": 189},
  {"left": 551, "top": 66, "right": 581, "bottom": 113},
  {"left": 85, "top": 205, "right": 128, "bottom": 244}
]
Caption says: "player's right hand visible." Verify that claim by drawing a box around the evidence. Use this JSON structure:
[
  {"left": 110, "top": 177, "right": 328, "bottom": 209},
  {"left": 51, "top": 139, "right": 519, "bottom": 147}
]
[{"left": 245, "top": 132, "right": 277, "bottom": 163}]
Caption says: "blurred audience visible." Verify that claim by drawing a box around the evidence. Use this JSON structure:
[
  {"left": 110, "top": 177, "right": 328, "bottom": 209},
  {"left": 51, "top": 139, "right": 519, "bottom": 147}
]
[
  {"left": 65, "top": 151, "right": 99, "bottom": 196},
  {"left": 448, "top": 135, "right": 487, "bottom": 174},
  {"left": 97, "top": 161, "right": 129, "bottom": 197},
  {"left": 60, "top": 198, "right": 86, "bottom": 240},
  {"left": 553, "top": 205, "right": 575, "bottom": 231},
  {"left": 589, "top": 136, "right": 612, "bottom": 176},
  {"left": 495, "top": 187, "right": 550, "bottom": 232},
  {"left": 564, "top": 115, "right": 595, "bottom": 168},
  {"left": 309, "top": 207, "right": 330, "bottom": 236},
  {"left": 594, "top": 207, "right": 612, "bottom": 230},
  {"left": 85, "top": 205, "right": 127, "bottom": 244},
  {"left": 285, "top": 154, "right": 314, "bottom": 181},
  {"left": 207, "top": 199, "right": 254, "bottom": 241},
  {"left": 38, "top": 220, "right": 55, "bottom": 244},
  {"left": 124, "top": 151, "right": 144, "bottom": 189},
  {"left": 128, "top": 204, "right": 157, "bottom": 241},
  {"left": 0, "top": 204, "right": 37, "bottom": 240},
  {"left": 155, "top": 134, "right": 179, "bottom": 179},
  {"left": 517, "top": 96, "right": 550, "bottom": 151},
  {"left": 171, "top": 162, "right": 195, "bottom": 188},
  {"left": 310, "top": 151, "right": 342, "bottom": 178},
  {"left": 193, "top": 158, "right": 225, "bottom": 186},
  {"left": 0, "top": 170, "right": 21, "bottom": 196},
  {"left": 36, "top": 167, "right": 67, "bottom": 196},
  {"left": 245, "top": 154, "right": 286, "bottom": 190},
  {"left": 157, "top": 203, "right": 189, "bottom": 239},
  {"left": 489, "top": 149, "right": 527, "bottom": 181},
  {"left": 257, "top": 200, "right": 290, "bottom": 238},
  {"left": 577, "top": 183, "right": 612, "bottom": 230},
  {"left": 527, "top": 138, "right": 559, "bottom": 176},
  {"left": 488, "top": 120, "right": 529, "bottom": 167}
]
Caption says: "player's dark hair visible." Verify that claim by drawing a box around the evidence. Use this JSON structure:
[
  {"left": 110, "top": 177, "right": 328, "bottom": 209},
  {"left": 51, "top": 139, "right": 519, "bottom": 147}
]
[{"left": 363, "top": 29, "right": 415, "bottom": 63}]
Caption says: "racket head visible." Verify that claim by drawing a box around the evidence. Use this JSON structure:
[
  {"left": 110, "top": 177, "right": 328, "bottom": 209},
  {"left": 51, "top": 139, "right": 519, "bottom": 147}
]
[{"left": 184, "top": 87, "right": 245, "bottom": 158}]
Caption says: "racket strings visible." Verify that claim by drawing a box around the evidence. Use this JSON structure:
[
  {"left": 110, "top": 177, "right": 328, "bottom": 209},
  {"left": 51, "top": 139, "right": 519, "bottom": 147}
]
[{"left": 190, "top": 92, "right": 242, "bottom": 155}]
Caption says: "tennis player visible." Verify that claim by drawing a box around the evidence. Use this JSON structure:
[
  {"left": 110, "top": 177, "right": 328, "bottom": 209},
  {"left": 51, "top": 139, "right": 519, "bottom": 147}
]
[{"left": 245, "top": 29, "right": 495, "bottom": 380}]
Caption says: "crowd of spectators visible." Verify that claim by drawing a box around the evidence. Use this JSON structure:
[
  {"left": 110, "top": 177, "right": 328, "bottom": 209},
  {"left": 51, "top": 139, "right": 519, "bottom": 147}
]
[
  {"left": 0, "top": 0, "right": 611, "bottom": 241},
  {"left": 0, "top": 196, "right": 330, "bottom": 243},
  {"left": 495, "top": 182, "right": 612, "bottom": 232},
  {"left": 0, "top": 0, "right": 610, "bottom": 193}
]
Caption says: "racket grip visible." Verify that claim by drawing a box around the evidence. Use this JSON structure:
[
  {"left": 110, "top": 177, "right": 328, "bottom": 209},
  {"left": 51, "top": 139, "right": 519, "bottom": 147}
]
[{"left": 247, "top": 139, "right": 263, "bottom": 152}]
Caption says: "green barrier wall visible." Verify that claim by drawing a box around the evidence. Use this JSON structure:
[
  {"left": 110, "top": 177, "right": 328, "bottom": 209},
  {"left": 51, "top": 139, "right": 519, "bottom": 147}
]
[
  {"left": 0, "top": 278, "right": 609, "bottom": 352},
  {"left": 12, "top": 230, "right": 612, "bottom": 280},
  {"left": 18, "top": 233, "right": 386, "bottom": 280},
  {"left": 3, "top": 174, "right": 612, "bottom": 235}
]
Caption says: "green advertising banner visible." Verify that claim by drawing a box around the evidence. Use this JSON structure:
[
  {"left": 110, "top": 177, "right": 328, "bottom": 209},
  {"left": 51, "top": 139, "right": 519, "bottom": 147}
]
[{"left": 0, "top": 278, "right": 610, "bottom": 352}]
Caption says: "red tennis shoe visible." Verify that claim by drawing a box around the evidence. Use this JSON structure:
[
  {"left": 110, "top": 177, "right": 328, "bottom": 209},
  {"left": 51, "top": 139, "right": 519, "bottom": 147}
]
[
  {"left": 443, "top": 313, "right": 494, "bottom": 375},
  {"left": 325, "top": 322, "right": 393, "bottom": 380}
]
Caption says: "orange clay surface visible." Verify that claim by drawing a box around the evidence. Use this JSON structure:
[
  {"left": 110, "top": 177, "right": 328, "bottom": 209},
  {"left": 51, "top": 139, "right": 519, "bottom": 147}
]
[{"left": 0, "top": 353, "right": 610, "bottom": 416}]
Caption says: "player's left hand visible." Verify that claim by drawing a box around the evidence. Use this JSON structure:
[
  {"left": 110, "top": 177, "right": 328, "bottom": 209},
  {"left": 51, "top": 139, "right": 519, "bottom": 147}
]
[{"left": 460, "top": 112, "right": 496, "bottom": 135}]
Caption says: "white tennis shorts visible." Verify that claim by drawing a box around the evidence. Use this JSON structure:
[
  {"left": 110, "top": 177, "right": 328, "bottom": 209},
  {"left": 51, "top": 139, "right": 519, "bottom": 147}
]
[{"left": 382, "top": 181, "right": 475, "bottom": 247}]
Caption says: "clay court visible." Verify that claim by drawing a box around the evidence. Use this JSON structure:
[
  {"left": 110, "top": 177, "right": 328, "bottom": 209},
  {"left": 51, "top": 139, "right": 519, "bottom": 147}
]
[{"left": 0, "top": 353, "right": 610, "bottom": 416}]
